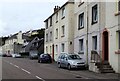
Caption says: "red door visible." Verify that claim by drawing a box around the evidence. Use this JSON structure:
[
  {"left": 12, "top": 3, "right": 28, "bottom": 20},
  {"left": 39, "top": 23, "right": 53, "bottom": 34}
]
[{"left": 102, "top": 30, "right": 109, "bottom": 61}]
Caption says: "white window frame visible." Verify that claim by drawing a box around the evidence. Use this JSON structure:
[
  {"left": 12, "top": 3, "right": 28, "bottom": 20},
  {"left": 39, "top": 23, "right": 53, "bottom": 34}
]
[
  {"left": 79, "top": 39, "right": 84, "bottom": 52},
  {"left": 46, "top": 46, "right": 48, "bottom": 53},
  {"left": 56, "top": 13, "right": 58, "bottom": 22},
  {"left": 92, "top": 36, "right": 97, "bottom": 50},
  {"left": 50, "top": 32, "right": 52, "bottom": 41},
  {"left": 78, "top": 12, "right": 84, "bottom": 29},
  {"left": 118, "top": 32, "right": 120, "bottom": 49},
  {"left": 50, "top": 17, "right": 52, "bottom": 26},
  {"left": 92, "top": 4, "right": 98, "bottom": 24},
  {"left": 61, "top": 43, "right": 65, "bottom": 52},
  {"left": 118, "top": 1, "right": 120, "bottom": 11},
  {"left": 56, "top": 45, "right": 58, "bottom": 53},
  {"left": 46, "top": 33, "right": 48, "bottom": 42},
  {"left": 62, "top": 7, "right": 65, "bottom": 17},
  {"left": 61, "top": 25, "right": 65, "bottom": 37},
  {"left": 46, "top": 21, "right": 48, "bottom": 29},
  {"left": 56, "top": 29, "right": 58, "bottom": 39}
]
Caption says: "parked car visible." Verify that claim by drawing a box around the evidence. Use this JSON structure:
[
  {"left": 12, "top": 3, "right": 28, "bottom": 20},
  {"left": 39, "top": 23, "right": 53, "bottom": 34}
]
[
  {"left": 38, "top": 53, "right": 52, "bottom": 63},
  {"left": 11, "top": 53, "right": 21, "bottom": 58},
  {"left": 6, "top": 54, "right": 12, "bottom": 57},
  {"left": 0, "top": 53, "right": 7, "bottom": 57},
  {"left": 29, "top": 52, "right": 38, "bottom": 59},
  {"left": 57, "top": 53, "right": 86, "bottom": 70}
]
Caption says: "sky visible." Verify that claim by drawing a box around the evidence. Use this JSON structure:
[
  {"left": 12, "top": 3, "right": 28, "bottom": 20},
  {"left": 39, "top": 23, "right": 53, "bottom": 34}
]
[{"left": 0, "top": 0, "right": 68, "bottom": 37}]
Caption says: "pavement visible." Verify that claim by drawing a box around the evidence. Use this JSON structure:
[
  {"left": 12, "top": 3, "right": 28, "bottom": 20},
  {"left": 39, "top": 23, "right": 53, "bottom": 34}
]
[{"left": 1, "top": 57, "right": 119, "bottom": 81}]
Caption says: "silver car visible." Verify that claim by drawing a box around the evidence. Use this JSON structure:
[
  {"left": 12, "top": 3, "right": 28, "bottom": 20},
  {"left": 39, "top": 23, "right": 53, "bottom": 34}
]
[{"left": 57, "top": 53, "right": 86, "bottom": 70}]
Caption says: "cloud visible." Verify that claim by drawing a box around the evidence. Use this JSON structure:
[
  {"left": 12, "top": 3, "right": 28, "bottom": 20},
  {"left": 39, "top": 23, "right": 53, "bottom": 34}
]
[
  {"left": 0, "top": 0, "right": 68, "bottom": 3},
  {"left": 0, "top": 20, "right": 8, "bottom": 36}
]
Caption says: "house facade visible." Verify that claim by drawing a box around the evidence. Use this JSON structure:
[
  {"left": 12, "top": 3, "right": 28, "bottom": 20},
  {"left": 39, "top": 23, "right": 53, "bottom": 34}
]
[
  {"left": 44, "top": 0, "right": 120, "bottom": 73},
  {"left": 74, "top": 1, "right": 120, "bottom": 73},
  {"left": 2, "top": 31, "right": 29, "bottom": 54},
  {"left": 44, "top": 1, "right": 75, "bottom": 61}
]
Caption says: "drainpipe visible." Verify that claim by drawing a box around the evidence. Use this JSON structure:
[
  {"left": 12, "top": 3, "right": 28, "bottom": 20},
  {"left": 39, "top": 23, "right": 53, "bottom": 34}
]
[{"left": 86, "top": 1, "right": 89, "bottom": 66}]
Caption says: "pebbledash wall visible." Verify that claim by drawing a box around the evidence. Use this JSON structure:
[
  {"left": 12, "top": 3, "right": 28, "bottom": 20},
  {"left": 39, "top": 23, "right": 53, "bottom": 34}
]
[
  {"left": 44, "top": 0, "right": 120, "bottom": 73},
  {"left": 105, "top": 2, "right": 120, "bottom": 73},
  {"left": 44, "top": 1, "right": 75, "bottom": 61}
]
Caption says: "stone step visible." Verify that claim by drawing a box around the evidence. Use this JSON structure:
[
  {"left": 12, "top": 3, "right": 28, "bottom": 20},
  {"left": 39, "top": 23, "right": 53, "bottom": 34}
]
[
  {"left": 97, "top": 65, "right": 112, "bottom": 68},
  {"left": 100, "top": 69, "right": 115, "bottom": 73},
  {"left": 95, "top": 61, "right": 115, "bottom": 73}
]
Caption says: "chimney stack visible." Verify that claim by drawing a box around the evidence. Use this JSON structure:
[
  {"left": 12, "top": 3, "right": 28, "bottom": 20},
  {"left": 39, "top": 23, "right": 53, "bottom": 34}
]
[{"left": 54, "top": 5, "right": 60, "bottom": 13}]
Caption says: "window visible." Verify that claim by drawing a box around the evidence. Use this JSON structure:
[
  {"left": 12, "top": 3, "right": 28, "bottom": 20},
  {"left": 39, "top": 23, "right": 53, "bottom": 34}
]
[
  {"left": 56, "top": 29, "right": 58, "bottom": 39},
  {"left": 92, "top": 36, "right": 97, "bottom": 50},
  {"left": 92, "top": 4, "right": 98, "bottom": 24},
  {"left": 61, "top": 43, "right": 65, "bottom": 52},
  {"left": 78, "top": 12, "right": 84, "bottom": 30},
  {"left": 46, "top": 33, "right": 48, "bottom": 42},
  {"left": 56, "top": 45, "right": 58, "bottom": 53},
  {"left": 50, "top": 46, "right": 52, "bottom": 54},
  {"left": 46, "top": 21, "right": 48, "bottom": 29},
  {"left": 46, "top": 46, "right": 48, "bottom": 53},
  {"left": 50, "top": 32, "right": 52, "bottom": 41},
  {"left": 118, "top": 32, "right": 120, "bottom": 49},
  {"left": 79, "top": 39, "right": 84, "bottom": 52},
  {"left": 62, "top": 7, "right": 65, "bottom": 18},
  {"left": 118, "top": 1, "right": 120, "bottom": 11},
  {"left": 50, "top": 17, "right": 52, "bottom": 26},
  {"left": 61, "top": 25, "right": 65, "bottom": 37},
  {"left": 56, "top": 13, "right": 58, "bottom": 23}
]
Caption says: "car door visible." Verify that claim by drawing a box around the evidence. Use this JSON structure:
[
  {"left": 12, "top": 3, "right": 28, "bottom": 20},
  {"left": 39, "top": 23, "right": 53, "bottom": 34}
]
[
  {"left": 63, "top": 55, "right": 68, "bottom": 68},
  {"left": 60, "top": 55, "right": 65, "bottom": 67}
]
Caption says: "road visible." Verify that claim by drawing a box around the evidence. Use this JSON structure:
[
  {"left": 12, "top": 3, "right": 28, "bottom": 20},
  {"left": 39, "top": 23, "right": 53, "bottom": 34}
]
[{"left": 2, "top": 57, "right": 119, "bottom": 81}]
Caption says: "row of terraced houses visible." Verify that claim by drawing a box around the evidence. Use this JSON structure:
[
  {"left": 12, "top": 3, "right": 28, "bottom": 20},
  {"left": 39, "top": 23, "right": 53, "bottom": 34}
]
[{"left": 44, "top": 0, "right": 120, "bottom": 73}]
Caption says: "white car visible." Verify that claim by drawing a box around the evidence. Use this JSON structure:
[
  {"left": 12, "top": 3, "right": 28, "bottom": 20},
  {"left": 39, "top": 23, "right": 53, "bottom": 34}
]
[{"left": 12, "top": 53, "right": 21, "bottom": 58}]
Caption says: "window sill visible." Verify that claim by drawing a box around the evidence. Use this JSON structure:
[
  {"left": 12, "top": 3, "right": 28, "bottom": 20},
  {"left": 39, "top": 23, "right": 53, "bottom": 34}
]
[
  {"left": 78, "top": 27, "right": 84, "bottom": 30},
  {"left": 91, "top": 21, "right": 98, "bottom": 25},
  {"left": 78, "top": 2, "right": 84, "bottom": 7},
  {"left": 115, "top": 50, "right": 120, "bottom": 54},
  {"left": 78, "top": 51, "right": 84, "bottom": 54},
  {"left": 61, "top": 16, "right": 65, "bottom": 20},
  {"left": 55, "top": 37, "right": 58, "bottom": 39},
  {"left": 61, "top": 35, "right": 65, "bottom": 38},
  {"left": 115, "top": 11, "right": 120, "bottom": 16},
  {"left": 56, "top": 21, "right": 58, "bottom": 23}
]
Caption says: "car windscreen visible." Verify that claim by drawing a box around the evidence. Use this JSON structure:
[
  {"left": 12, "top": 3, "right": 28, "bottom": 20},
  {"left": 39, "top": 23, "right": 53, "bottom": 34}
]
[
  {"left": 44, "top": 54, "right": 50, "bottom": 57},
  {"left": 68, "top": 55, "right": 81, "bottom": 60}
]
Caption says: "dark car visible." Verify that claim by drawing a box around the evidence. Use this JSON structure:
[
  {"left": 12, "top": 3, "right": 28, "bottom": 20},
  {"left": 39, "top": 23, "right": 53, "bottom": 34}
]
[
  {"left": 38, "top": 53, "right": 52, "bottom": 63},
  {"left": 6, "top": 54, "right": 12, "bottom": 57}
]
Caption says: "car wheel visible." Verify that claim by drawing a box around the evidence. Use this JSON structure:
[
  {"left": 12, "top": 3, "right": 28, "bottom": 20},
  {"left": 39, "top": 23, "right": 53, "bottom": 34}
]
[
  {"left": 58, "top": 63, "right": 61, "bottom": 68},
  {"left": 40, "top": 60, "right": 42, "bottom": 63},
  {"left": 68, "top": 64, "right": 71, "bottom": 70},
  {"left": 38, "top": 60, "right": 40, "bottom": 63}
]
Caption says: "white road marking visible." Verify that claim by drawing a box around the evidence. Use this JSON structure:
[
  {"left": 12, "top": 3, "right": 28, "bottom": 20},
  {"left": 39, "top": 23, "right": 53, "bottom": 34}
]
[
  {"left": 10, "top": 62, "right": 13, "bottom": 65},
  {"left": 35, "top": 76, "right": 45, "bottom": 81},
  {"left": 21, "top": 68, "right": 31, "bottom": 74},
  {"left": 14, "top": 65, "right": 19, "bottom": 68}
]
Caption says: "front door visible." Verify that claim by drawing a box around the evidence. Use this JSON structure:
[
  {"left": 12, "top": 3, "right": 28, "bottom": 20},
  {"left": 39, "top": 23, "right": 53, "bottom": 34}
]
[{"left": 102, "top": 31, "right": 109, "bottom": 61}]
